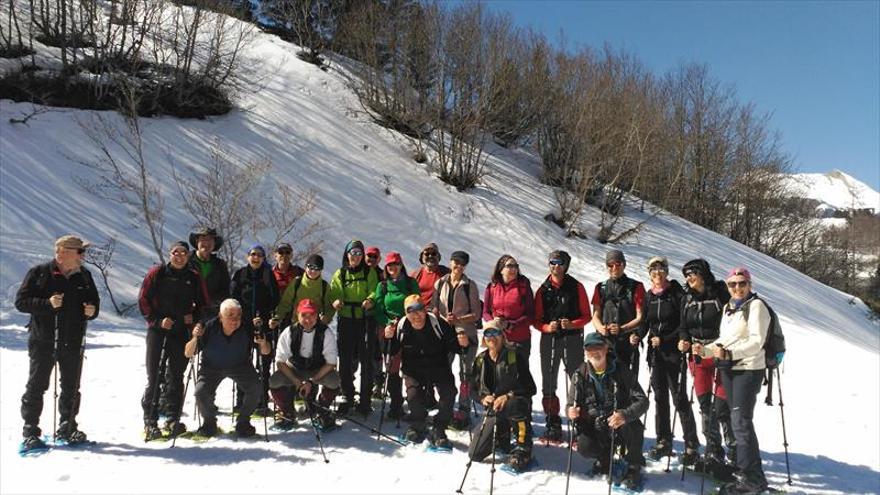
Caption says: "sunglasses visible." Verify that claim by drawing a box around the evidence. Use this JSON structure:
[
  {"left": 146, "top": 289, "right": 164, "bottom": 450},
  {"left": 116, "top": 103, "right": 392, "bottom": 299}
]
[
  {"left": 549, "top": 259, "right": 565, "bottom": 266},
  {"left": 276, "top": 250, "right": 292, "bottom": 255},
  {"left": 684, "top": 270, "right": 699, "bottom": 277},
  {"left": 503, "top": 263, "right": 519, "bottom": 269},
  {"left": 349, "top": 250, "right": 364, "bottom": 257},
  {"left": 306, "top": 264, "right": 322, "bottom": 271},
  {"left": 423, "top": 252, "right": 439, "bottom": 258},
  {"left": 249, "top": 252, "right": 265, "bottom": 257},
  {"left": 606, "top": 262, "right": 623, "bottom": 268},
  {"left": 367, "top": 254, "right": 379, "bottom": 259},
  {"left": 483, "top": 329, "right": 503, "bottom": 338},
  {"left": 406, "top": 303, "right": 426, "bottom": 313},
  {"left": 171, "top": 250, "right": 187, "bottom": 256},
  {"left": 649, "top": 267, "right": 668, "bottom": 273},
  {"left": 727, "top": 280, "right": 749, "bottom": 289}
]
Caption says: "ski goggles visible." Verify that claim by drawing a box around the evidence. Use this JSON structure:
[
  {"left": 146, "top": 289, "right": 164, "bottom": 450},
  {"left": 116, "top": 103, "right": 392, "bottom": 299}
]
[
  {"left": 549, "top": 259, "right": 565, "bottom": 266},
  {"left": 348, "top": 250, "right": 364, "bottom": 257}
]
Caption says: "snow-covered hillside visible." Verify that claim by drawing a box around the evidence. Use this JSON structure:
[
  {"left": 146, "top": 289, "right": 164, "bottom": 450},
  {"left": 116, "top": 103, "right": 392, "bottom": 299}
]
[
  {"left": 2, "top": 16, "right": 879, "bottom": 495},
  {"left": 786, "top": 170, "right": 880, "bottom": 215}
]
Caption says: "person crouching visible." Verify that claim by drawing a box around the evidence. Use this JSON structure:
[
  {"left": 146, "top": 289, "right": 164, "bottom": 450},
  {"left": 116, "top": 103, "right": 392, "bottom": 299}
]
[
  {"left": 185, "top": 298, "right": 270, "bottom": 438},
  {"left": 268, "top": 298, "right": 340, "bottom": 431}
]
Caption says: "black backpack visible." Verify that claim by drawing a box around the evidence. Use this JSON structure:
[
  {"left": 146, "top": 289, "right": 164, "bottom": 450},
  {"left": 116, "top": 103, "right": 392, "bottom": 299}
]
[{"left": 741, "top": 295, "right": 786, "bottom": 369}]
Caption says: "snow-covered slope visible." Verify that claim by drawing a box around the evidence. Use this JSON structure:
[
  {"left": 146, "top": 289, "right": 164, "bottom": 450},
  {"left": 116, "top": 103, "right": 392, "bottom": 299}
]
[
  {"left": 2, "top": 19, "right": 879, "bottom": 495},
  {"left": 786, "top": 170, "right": 880, "bottom": 214}
]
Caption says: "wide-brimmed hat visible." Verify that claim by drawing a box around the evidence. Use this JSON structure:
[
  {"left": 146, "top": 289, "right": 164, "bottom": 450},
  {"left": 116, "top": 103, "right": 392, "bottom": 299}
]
[{"left": 189, "top": 227, "right": 224, "bottom": 251}]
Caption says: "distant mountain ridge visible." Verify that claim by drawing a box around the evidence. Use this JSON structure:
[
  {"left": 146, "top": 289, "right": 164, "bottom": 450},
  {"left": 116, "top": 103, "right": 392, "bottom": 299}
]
[{"left": 786, "top": 169, "right": 880, "bottom": 215}]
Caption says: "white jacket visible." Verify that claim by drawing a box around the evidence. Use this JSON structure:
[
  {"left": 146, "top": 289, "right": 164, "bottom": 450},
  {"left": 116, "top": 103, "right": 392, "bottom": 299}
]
[{"left": 700, "top": 295, "right": 770, "bottom": 371}]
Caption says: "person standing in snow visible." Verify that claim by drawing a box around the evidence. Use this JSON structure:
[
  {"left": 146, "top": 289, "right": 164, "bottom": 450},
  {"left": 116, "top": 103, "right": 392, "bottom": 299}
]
[
  {"left": 16, "top": 235, "right": 100, "bottom": 450},
  {"left": 431, "top": 250, "right": 481, "bottom": 430},
  {"left": 188, "top": 227, "right": 229, "bottom": 317},
  {"left": 482, "top": 254, "right": 535, "bottom": 356},
  {"left": 533, "top": 250, "right": 590, "bottom": 444},
  {"left": 372, "top": 252, "right": 420, "bottom": 420},
  {"left": 469, "top": 322, "right": 537, "bottom": 472},
  {"left": 567, "top": 332, "right": 648, "bottom": 492},
  {"left": 410, "top": 242, "right": 449, "bottom": 308},
  {"left": 329, "top": 240, "right": 379, "bottom": 415},
  {"left": 678, "top": 258, "right": 736, "bottom": 472},
  {"left": 383, "top": 295, "right": 469, "bottom": 448},
  {"left": 230, "top": 245, "right": 280, "bottom": 416},
  {"left": 696, "top": 267, "right": 770, "bottom": 495},
  {"left": 139, "top": 241, "right": 209, "bottom": 440},
  {"left": 365, "top": 246, "right": 385, "bottom": 396},
  {"left": 270, "top": 243, "right": 303, "bottom": 331},
  {"left": 186, "top": 298, "right": 271, "bottom": 438},
  {"left": 271, "top": 254, "right": 335, "bottom": 328},
  {"left": 591, "top": 250, "right": 645, "bottom": 380},
  {"left": 268, "top": 298, "right": 339, "bottom": 431},
  {"left": 642, "top": 256, "right": 700, "bottom": 464}
]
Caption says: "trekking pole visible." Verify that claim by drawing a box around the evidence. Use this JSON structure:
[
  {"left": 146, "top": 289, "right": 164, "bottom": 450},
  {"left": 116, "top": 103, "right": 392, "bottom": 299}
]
[
  {"left": 311, "top": 401, "right": 407, "bottom": 446},
  {"left": 775, "top": 368, "right": 793, "bottom": 485},
  {"left": 193, "top": 353, "right": 201, "bottom": 428},
  {"left": 545, "top": 333, "right": 557, "bottom": 448},
  {"left": 171, "top": 352, "right": 197, "bottom": 448},
  {"left": 679, "top": 353, "right": 695, "bottom": 480},
  {"left": 231, "top": 382, "right": 236, "bottom": 429},
  {"left": 489, "top": 413, "right": 497, "bottom": 495},
  {"left": 607, "top": 380, "right": 619, "bottom": 495},
  {"left": 376, "top": 336, "right": 393, "bottom": 441},
  {"left": 564, "top": 371, "right": 580, "bottom": 495},
  {"left": 698, "top": 364, "right": 722, "bottom": 494},
  {"left": 255, "top": 314, "right": 270, "bottom": 442},
  {"left": 666, "top": 353, "right": 687, "bottom": 473},
  {"left": 455, "top": 409, "right": 494, "bottom": 494},
  {"left": 306, "top": 400, "right": 330, "bottom": 463},
  {"left": 52, "top": 310, "right": 61, "bottom": 443},
  {"left": 146, "top": 333, "right": 168, "bottom": 442},
  {"left": 641, "top": 340, "right": 656, "bottom": 426}
]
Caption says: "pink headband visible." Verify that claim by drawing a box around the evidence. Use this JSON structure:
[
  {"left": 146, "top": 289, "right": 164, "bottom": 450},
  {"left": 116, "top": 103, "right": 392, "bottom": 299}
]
[{"left": 726, "top": 267, "right": 751, "bottom": 281}]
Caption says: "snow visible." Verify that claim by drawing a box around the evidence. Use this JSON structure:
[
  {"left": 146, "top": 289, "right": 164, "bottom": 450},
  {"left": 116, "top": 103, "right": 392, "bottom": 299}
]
[
  {"left": 786, "top": 170, "right": 880, "bottom": 214},
  {"left": 2, "top": 12, "right": 880, "bottom": 495}
]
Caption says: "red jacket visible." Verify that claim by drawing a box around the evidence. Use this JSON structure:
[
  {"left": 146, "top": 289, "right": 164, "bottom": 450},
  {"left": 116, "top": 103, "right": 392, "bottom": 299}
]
[{"left": 482, "top": 276, "right": 534, "bottom": 343}]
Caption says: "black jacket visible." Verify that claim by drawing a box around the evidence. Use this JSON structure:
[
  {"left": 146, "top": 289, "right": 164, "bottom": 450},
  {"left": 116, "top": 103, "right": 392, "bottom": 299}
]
[
  {"left": 15, "top": 261, "right": 100, "bottom": 343},
  {"left": 644, "top": 280, "right": 685, "bottom": 360},
  {"left": 678, "top": 281, "right": 730, "bottom": 342},
  {"left": 568, "top": 359, "right": 648, "bottom": 426},
  {"left": 230, "top": 263, "right": 279, "bottom": 323},
  {"left": 138, "top": 263, "right": 208, "bottom": 335},
  {"left": 385, "top": 313, "right": 463, "bottom": 381},
  {"left": 188, "top": 252, "right": 229, "bottom": 314},
  {"left": 473, "top": 346, "right": 536, "bottom": 399}
]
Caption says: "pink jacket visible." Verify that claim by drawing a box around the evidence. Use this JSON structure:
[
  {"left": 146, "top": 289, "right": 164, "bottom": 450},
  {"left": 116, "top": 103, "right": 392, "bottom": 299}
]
[{"left": 482, "top": 276, "right": 534, "bottom": 343}]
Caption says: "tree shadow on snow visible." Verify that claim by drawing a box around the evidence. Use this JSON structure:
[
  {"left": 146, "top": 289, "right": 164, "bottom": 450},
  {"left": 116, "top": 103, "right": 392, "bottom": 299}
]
[
  {"left": 81, "top": 440, "right": 306, "bottom": 465},
  {"left": 0, "top": 328, "right": 126, "bottom": 352}
]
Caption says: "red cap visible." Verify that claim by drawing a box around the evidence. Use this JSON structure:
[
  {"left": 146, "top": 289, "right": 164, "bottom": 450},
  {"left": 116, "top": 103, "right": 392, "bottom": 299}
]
[
  {"left": 385, "top": 251, "right": 403, "bottom": 265},
  {"left": 366, "top": 246, "right": 380, "bottom": 257},
  {"left": 296, "top": 298, "right": 318, "bottom": 315}
]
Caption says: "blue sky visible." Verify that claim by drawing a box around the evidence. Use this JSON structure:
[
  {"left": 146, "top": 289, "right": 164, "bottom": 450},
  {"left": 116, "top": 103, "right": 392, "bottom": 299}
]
[{"left": 485, "top": 0, "right": 879, "bottom": 189}]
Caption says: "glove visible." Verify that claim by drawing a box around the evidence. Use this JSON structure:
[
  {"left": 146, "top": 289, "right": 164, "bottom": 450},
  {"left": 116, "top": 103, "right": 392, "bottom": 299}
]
[
  {"left": 775, "top": 351, "right": 785, "bottom": 365},
  {"left": 594, "top": 415, "right": 609, "bottom": 432}
]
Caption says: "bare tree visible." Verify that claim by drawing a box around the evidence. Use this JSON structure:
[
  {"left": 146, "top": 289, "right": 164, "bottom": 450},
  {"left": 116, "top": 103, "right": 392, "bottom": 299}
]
[
  {"left": 255, "top": 185, "right": 324, "bottom": 266},
  {"left": 83, "top": 237, "right": 134, "bottom": 315},
  {"left": 75, "top": 84, "right": 166, "bottom": 263}
]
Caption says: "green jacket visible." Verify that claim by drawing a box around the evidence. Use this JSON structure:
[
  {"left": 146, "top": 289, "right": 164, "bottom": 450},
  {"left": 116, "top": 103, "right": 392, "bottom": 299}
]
[
  {"left": 329, "top": 266, "right": 380, "bottom": 319},
  {"left": 273, "top": 275, "right": 335, "bottom": 323},
  {"left": 373, "top": 275, "right": 420, "bottom": 327}
]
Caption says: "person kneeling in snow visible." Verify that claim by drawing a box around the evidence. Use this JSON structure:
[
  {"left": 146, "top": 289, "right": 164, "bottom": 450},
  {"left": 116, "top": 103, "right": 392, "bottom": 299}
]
[
  {"left": 383, "top": 295, "right": 469, "bottom": 448},
  {"left": 185, "top": 298, "right": 270, "bottom": 438},
  {"left": 268, "top": 298, "right": 339, "bottom": 431},
  {"left": 468, "top": 321, "right": 537, "bottom": 472},
  {"left": 567, "top": 332, "right": 648, "bottom": 492}
]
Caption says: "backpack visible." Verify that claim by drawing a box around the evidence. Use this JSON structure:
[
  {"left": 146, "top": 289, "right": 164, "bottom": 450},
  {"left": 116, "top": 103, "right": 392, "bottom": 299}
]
[
  {"left": 460, "top": 281, "right": 483, "bottom": 329},
  {"left": 741, "top": 295, "right": 786, "bottom": 369}
]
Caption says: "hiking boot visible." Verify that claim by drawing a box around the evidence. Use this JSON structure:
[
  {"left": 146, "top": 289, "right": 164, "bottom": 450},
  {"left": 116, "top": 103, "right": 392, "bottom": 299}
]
[
  {"left": 22, "top": 435, "right": 47, "bottom": 451},
  {"left": 681, "top": 447, "right": 700, "bottom": 466},
  {"left": 336, "top": 398, "right": 353, "bottom": 416},
  {"left": 508, "top": 447, "right": 531, "bottom": 472},
  {"left": 450, "top": 410, "right": 472, "bottom": 430},
  {"left": 386, "top": 405, "right": 404, "bottom": 420},
  {"left": 430, "top": 426, "right": 451, "bottom": 449},
  {"left": 56, "top": 421, "right": 88, "bottom": 444},
  {"left": 196, "top": 421, "right": 218, "bottom": 437},
  {"left": 404, "top": 427, "right": 426, "bottom": 444},
  {"left": 590, "top": 458, "right": 611, "bottom": 477},
  {"left": 163, "top": 420, "right": 186, "bottom": 437},
  {"left": 144, "top": 423, "right": 164, "bottom": 441},
  {"left": 718, "top": 473, "right": 768, "bottom": 494},
  {"left": 355, "top": 402, "right": 372, "bottom": 417},
  {"left": 542, "top": 415, "right": 563, "bottom": 443},
  {"left": 235, "top": 421, "right": 256, "bottom": 438},
  {"left": 316, "top": 411, "right": 337, "bottom": 430},
  {"left": 648, "top": 439, "right": 672, "bottom": 460},
  {"left": 621, "top": 465, "right": 643, "bottom": 491}
]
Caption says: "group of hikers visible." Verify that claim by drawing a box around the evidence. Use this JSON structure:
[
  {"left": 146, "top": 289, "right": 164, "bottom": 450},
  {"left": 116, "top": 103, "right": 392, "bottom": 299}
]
[{"left": 15, "top": 229, "right": 782, "bottom": 494}]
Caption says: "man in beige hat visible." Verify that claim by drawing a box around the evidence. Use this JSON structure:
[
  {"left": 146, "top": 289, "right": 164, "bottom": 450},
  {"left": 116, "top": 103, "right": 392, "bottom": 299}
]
[{"left": 15, "top": 235, "right": 100, "bottom": 451}]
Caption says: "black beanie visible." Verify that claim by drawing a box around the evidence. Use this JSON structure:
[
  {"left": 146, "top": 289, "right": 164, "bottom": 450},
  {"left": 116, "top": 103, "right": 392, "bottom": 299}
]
[{"left": 305, "top": 254, "right": 324, "bottom": 269}]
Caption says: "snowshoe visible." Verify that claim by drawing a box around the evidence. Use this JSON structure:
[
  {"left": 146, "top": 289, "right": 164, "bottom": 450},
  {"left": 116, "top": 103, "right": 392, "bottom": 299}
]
[
  {"left": 715, "top": 475, "right": 775, "bottom": 495},
  {"left": 680, "top": 447, "right": 700, "bottom": 466},
  {"left": 402, "top": 427, "right": 426, "bottom": 445},
  {"left": 315, "top": 412, "right": 338, "bottom": 432},
  {"left": 55, "top": 422, "right": 89, "bottom": 445},
  {"left": 272, "top": 413, "right": 297, "bottom": 431},
  {"left": 502, "top": 448, "right": 532, "bottom": 473},
  {"left": 616, "top": 465, "right": 644, "bottom": 493},
  {"left": 539, "top": 415, "right": 563, "bottom": 445},
  {"left": 336, "top": 398, "right": 353, "bottom": 416},
  {"left": 693, "top": 455, "right": 736, "bottom": 483},
  {"left": 647, "top": 440, "right": 672, "bottom": 461},
  {"left": 196, "top": 421, "right": 218, "bottom": 438},
  {"left": 163, "top": 420, "right": 186, "bottom": 437},
  {"left": 19, "top": 435, "right": 49, "bottom": 456}
]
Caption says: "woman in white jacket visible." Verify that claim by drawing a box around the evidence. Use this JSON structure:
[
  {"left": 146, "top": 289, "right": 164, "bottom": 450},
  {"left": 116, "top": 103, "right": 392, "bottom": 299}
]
[{"left": 693, "top": 267, "right": 770, "bottom": 494}]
